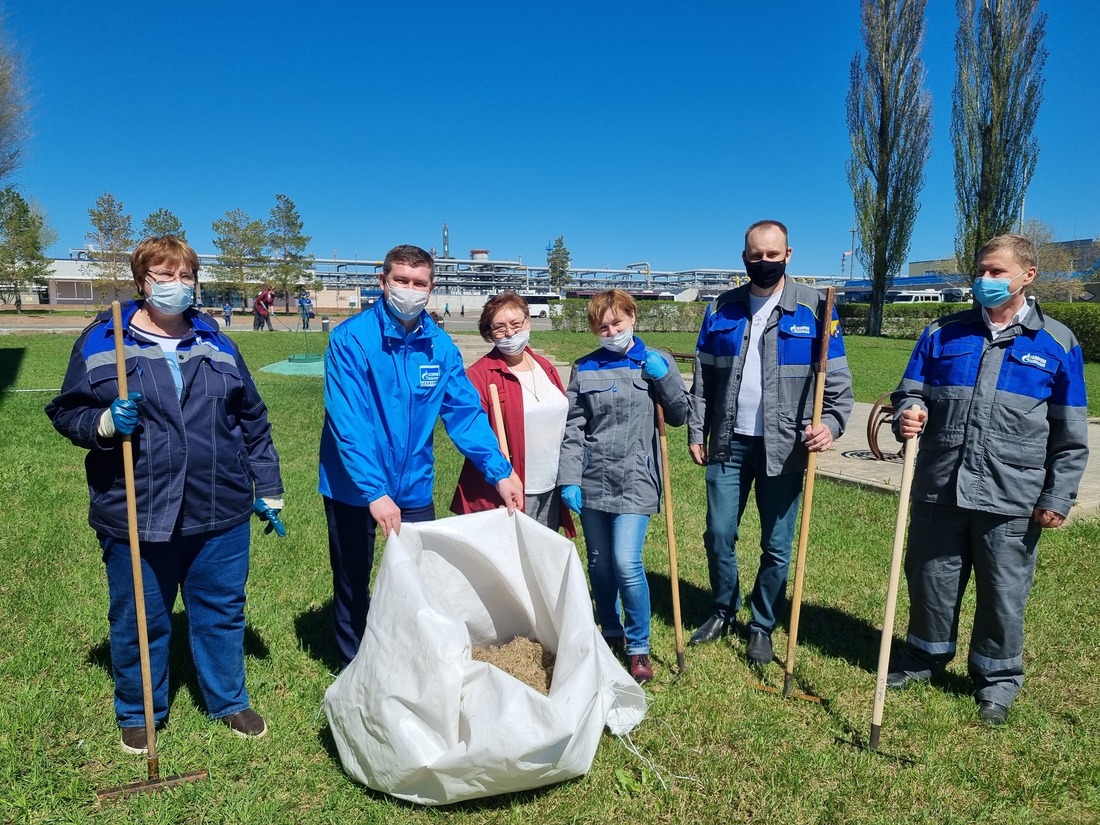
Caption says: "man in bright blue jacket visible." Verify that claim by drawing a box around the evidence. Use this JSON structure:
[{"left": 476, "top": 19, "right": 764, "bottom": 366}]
[{"left": 319, "top": 244, "right": 523, "bottom": 667}]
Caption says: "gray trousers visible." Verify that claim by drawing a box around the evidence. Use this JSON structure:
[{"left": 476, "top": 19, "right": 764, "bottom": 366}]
[
  {"left": 525, "top": 489, "right": 561, "bottom": 532},
  {"left": 898, "top": 501, "right": 1042, "bottom": 707}
]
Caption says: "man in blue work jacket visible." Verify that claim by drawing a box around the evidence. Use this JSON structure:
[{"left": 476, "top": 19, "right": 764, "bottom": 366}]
[
  {"left": 319, "top": 244, "right": 523, "bottom": 667},
  {"left": 887, "top": 233, "right": 1088, "bottom": 725}
]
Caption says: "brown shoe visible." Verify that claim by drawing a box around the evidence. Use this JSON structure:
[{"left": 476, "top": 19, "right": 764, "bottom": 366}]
[
  {"left": 220, "top": 708, "right": 268, "bottom": 738},
  {"left": 120, "top": 726, "right": 148, "bottom": 755},
  {"left": 629, "top": 654, "right": 653, "bottom": 684}
]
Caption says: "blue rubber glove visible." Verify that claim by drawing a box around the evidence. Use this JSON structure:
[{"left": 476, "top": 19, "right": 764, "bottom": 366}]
[
  {"left": 642, "top": 350, "right": 669, "bottom": 380},
  {"left": 110, "top": 392, "right": 142, "bottom": 435},
  {"left": 252, "top": 498, "right": 287, "bottom": 537},
  {"left": 561, "top": 485, "right": 583, "bottom": 515}
]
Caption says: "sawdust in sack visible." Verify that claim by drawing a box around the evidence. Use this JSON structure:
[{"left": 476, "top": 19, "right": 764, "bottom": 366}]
[{"left": 323, "top": 509, "right": 647, "bottom": 805}]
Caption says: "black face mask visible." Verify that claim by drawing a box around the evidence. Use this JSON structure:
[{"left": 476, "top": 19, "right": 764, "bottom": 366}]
[{"left": 742, "top": 255, "right": 786, "bottom": 289}]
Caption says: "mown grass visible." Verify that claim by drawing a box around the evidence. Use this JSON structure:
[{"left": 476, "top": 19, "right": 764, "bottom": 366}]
[{"left": 1, "top": 330, "right": 1099, "bottom": 824}]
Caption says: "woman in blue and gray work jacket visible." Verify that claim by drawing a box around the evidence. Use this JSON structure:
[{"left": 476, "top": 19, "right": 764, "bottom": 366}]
[
  {"left": 45, "top": 235, "right": 284, "bottom": 755},
  {"left": 557, "top": 289, "right": 690, "bottom": 684}
]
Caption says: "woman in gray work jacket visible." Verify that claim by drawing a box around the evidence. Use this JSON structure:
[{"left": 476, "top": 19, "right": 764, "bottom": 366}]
[{"left": 557, "top": 290, "right": 690, "bottom": 684}]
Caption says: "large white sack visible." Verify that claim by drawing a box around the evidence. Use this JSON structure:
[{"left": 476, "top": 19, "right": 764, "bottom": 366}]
[{"left": 323, "top": 508, "right": 648, "bottom": 805}]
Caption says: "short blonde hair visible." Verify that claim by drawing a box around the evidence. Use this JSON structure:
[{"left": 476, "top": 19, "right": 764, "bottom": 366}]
[
  {"left": 586, "top": 289, "right": 637, "bottom": 333},
  {"left": 130, "top": 235, "right": 200, "bottom": 290},
  {"left": 977, "top": 234, "right": 1036, "bottom": 270}
]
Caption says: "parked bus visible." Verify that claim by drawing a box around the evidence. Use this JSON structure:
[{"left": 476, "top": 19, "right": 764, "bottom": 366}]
[{"left": 520, "top": 292, "right": 562, "bottom": 318}]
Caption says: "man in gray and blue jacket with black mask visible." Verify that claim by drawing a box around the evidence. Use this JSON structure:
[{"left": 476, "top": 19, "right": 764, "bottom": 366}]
[{"left": 687, "top": 220, "right": 853, "bottom": 665}]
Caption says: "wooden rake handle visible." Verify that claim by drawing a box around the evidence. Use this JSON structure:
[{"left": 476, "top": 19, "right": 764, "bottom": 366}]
[
  {"left": 657, "top": 402, "right": 686, "bottom": 674},
  {"left": 782, "top": 286, "right": 835, "bottom": 698},
  {"left": 112, "top": 301, "right": 160, "bottom": 778}
]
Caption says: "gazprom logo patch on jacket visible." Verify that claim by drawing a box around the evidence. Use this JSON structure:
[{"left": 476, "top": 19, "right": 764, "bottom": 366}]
[
  {"left": 419, "top": 364, "right": 441, "bottom": 388},
  {"left": 789, "top": 324, "right": 812, "bottom": 335},
  {"left": 1020, "top": 352, "right": 1048, "bottom": 369}
]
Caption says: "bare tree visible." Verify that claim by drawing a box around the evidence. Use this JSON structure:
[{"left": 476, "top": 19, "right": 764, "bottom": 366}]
[
  {"left": 1020, "top": 218, "right": 1085, "bottom": 302},
  {"left": 0, "top": 25, "right": 29, "bottom": 182},
  {"left": 847, "top": 0, "right": 933, "bottom": 336},
  {"left": 952, "top": 0, "right": 1047, "bottom": 278}
]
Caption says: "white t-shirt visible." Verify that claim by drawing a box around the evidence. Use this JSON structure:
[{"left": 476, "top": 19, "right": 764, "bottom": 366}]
[
  {"left": 512, "top": 365, "right": 568, "bottom": 494},
  {"left": 734, "top": 291, "right": 783, "bottom": 436}
]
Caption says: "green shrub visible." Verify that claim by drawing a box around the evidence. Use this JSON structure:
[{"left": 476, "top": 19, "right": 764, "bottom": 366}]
[
  {"left": 837, "top": 302, "right": 970, "bottom": 338},
  {"left": 552, "top": 298, "right": 707, "bottom": 333},
  {"left": 1041, "top": 303, "right": 1100, "bottom": 362}
]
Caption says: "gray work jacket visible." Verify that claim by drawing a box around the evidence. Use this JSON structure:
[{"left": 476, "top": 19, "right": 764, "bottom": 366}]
[
  {"left": 688, "top": 280, "right": 854, "bottom": 477},
  {"left": 557, "top": 338, "right": 690, "bottom": 515}
]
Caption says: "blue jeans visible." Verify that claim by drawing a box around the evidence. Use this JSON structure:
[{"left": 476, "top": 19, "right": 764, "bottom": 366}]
[
  {"left": 324, "top": 496, "right": 435, "bottom": 667},
  {"left": 101, "top": 521, "right": 252, "bottom": 728},
  {"left": 703, "top": 435, "right": 803, "bottom": 634},
  {"left": 579, "top": 509, "right": 651, "bottom": 655}
]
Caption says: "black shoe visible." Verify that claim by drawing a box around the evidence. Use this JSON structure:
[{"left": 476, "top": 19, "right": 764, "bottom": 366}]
[
  {"left": 977, "top": 701, "right": 1008, "bottom": 725},
  {"left": 689, "top": 614, "right": 736, "bottom": 645},
  {"left": 746, "top": 631, "right": 773, "bottom": 665},
  {"left": 885, "top": 668, "right": 935, "bottom": 690}
]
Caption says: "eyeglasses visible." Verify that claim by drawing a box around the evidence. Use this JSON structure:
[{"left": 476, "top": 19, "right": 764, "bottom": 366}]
[
  {"left": 147, "top": 269, "right": 197, "bottom": 286},
  {"left": 490, "top": 320, "right": 527, "bottom": 337}
]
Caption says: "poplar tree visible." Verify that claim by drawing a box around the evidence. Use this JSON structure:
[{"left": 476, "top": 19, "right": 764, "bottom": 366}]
[
  {"left": 846, "top": 0, "right": 933, "bottom": 337},
  {"left": 952, "top": 0, "right": 1047, "bottom": 277}
]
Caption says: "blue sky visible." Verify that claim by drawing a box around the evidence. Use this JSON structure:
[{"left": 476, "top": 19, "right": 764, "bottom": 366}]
[{"left": 5, "top": 1, "right": 1098, "bottom": 276}]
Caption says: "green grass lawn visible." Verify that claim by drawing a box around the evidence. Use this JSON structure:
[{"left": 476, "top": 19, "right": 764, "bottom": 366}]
[{"left": 1, "top": 330, "right": 1099, "bottom": 824}]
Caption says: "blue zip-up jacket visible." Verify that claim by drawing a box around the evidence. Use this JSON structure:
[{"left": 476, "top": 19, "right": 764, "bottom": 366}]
[
  {"left": 891, "top": 301, "right": 1088, "bottom": 517},
  {"left": 689, "top": 280, "right": 853, "bottom": 476},
  {"left": 557, "top": 338, "right": 690, "bottom": 515},
  {"left": 45, "top": 301, "right": 284, "bottom": 543},
  {"left": 319, "top": 299, "right": 511, "bottom": 509}
]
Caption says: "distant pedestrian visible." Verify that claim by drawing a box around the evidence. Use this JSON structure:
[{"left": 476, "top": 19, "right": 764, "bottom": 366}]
[
  {"left": 298, "top": 291, "right": 313, "bottom": 330},
  {"left": 460, "top": 304, "right": 465, "bottom": 317},
  {"left": 253, "top": 285, "right": 275, "bottom": 331},
  {"left": 222, "top": 301, "right": 233, "bottom": 328},
  {"left": 444, "top": 302, "right": 451, "bottom": 317}
]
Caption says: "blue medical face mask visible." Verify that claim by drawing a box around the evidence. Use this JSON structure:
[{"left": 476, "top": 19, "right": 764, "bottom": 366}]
[
  {"left": 145, "top": 280, "right": 194, "bottom": 315},
  {"left": 973, "top": 271, "right": 1024, "bottom": 308}
]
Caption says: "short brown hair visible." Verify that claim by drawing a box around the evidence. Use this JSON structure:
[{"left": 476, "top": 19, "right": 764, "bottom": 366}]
[
  {"left": 744, "top": 219, "right": 789, "bottom": 249},
  {"left": 586, "top": 289, "right": 637, "bottom": 333},
  {"left": 382, "top": 244, "right": 434, "bottom": 277},
  {"left": 977, "top": 234, "right": 1036, "bottom": 270},
  {"left": 130, "top": 235, "right": 200, "bottom": 290},
  {"left": 478, "top": 292, "right": 529, "bottom": 342}
]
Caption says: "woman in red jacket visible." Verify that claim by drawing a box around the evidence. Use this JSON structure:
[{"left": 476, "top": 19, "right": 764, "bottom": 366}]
[{"left": 450, "top": 293, "right": 574, "bottom": 535}]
